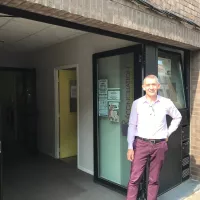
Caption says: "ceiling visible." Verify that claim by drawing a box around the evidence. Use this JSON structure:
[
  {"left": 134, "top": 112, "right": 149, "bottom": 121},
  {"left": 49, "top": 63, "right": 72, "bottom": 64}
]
[{"left": 0, "top": 13, "right": 86, "bottom": 53}]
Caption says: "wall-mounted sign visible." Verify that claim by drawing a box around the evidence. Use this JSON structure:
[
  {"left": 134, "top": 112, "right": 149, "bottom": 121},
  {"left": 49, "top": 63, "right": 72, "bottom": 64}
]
[
  {"left": 70, "top": 80, "right": 77, "bottom": 112},
  {"left": 70, "top": 86, "right": 77, "bottom": 98}
]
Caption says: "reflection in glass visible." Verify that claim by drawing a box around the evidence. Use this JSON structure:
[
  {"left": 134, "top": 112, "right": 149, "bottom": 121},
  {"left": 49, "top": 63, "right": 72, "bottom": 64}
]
[
  {"left": 97, "top": 53, "right": 134, "bottom": 187},
  {"left": 158, "top": 50, "right": 186, "bottom": 109}
]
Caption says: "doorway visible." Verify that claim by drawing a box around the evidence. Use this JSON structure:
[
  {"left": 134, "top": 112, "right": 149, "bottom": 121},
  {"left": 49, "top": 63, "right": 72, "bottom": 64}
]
[
  {"left": 93, "top": 45, "right": 143, "bottom": 192},
  {"left": 54, "top": 65, "right": 79, "bottom": 168},
  {"left": 0, "top": 68, "right": 37, "bottom": 199},
  {"left": 0, "top": 69, "right": 37, "bottom": 154}
]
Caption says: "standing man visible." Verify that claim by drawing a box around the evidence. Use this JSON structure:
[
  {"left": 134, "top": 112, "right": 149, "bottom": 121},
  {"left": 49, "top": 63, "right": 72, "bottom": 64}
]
[{"left": 126, "top": 75, "right": 182, "bottom": 200}]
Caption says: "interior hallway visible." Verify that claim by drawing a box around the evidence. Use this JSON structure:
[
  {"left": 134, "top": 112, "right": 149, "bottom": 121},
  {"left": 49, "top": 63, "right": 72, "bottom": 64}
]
[{"left": 3, "top": 143, "right": 125, "bottom": 200}]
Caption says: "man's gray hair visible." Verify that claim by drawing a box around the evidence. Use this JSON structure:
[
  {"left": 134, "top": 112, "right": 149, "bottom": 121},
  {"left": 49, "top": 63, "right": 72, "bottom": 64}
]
[{"left": 143, "top": 75, "right": 160, "bottom": 84}]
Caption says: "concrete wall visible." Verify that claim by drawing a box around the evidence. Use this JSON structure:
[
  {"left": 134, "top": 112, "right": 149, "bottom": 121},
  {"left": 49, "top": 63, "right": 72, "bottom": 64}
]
[{"left": 28, "top": 33, "right": 135, "bottom": 174}]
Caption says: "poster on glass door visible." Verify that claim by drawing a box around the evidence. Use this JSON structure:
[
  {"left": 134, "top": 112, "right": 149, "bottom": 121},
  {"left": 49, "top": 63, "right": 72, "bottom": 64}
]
[
  {"left": 98, "top": 79, "right": 108, "bottom": 116},
  {"left": 108, "top": 102, "right": 119, "bottom": 123},
  {"left": 99, "top": 94, "right": 108, "bottom": 116},
  {"left": 107, "top": 89, "right": 120, "bottom": 101},
  {"left": 98, "top": 79, "right": 108, "bottom": 94}
]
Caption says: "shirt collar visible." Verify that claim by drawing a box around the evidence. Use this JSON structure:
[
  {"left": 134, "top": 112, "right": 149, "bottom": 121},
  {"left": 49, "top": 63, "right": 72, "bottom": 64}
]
[{"left": 142, "top": 95, "right": 161, "bottom": 104}]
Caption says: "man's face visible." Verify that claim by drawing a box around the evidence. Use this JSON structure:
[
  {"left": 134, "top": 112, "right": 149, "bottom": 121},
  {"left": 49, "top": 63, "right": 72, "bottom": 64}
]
[{"left": 142, "top": 78, "right": 160, "bottom": 97}]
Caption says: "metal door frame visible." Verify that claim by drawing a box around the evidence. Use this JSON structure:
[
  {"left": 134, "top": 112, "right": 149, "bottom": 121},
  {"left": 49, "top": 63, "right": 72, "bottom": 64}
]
[{"left": 93, "top": 44, "right": 144, "bottom": 194}]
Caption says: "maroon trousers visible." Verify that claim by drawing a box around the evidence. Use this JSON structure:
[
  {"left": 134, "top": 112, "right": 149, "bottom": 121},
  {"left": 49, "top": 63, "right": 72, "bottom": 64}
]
[{"left": 126, "top": 138, "right": 168, "bottom": 200}]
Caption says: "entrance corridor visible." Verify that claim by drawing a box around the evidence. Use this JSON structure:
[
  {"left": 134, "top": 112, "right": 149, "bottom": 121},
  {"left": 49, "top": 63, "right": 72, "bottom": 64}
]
[{"left": 3, "top": 143, "right": 125, "bottom": 200}]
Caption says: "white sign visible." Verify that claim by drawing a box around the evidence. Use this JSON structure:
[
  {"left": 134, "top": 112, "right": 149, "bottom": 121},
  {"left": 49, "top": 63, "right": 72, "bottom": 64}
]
[
  {"left": 98, "top": 79, "right": 108, "bottom": 95},
  {"left": 99, "top": 94, "right": 108, "bottom": 116},
  {"left": 108, "top": 90, "right": 120, "bottom": 101},
  {"left": 108, "top": 102, "right": 119, "bottom": 110},
  {"left": 70, "top": 86, "right": 77, "bottom": 98}
]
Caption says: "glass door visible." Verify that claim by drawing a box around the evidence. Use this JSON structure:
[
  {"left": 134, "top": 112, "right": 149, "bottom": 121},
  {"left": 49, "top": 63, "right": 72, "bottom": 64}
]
[
  {"left": 93, "top": 45, "right": 143, "bottom": 191},
  {"left": 0, "top": 106, "right": 2, "bottom": 200},
  {"left": 157, "top": 49, "right": 188, "bottom": 195}
]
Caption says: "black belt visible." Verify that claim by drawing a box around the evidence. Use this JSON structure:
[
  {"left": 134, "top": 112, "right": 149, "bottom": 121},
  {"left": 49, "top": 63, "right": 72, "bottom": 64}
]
[{"left": 135, "top": 136, "right": 166, "bottom": 144}]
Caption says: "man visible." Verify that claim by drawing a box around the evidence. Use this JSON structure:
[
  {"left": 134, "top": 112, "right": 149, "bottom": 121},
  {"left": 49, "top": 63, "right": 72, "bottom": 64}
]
[{"left": 126, "top": 75, "right": 182, "bottom": 200}]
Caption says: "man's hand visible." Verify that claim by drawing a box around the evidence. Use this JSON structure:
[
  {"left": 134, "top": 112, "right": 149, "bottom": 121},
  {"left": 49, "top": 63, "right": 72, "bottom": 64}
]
[
  {"left": 166, "top": 137, "right": 168, "bottom": 142},
  {"left": 127, "top": 149, "right": 134, "bottom": 161}
]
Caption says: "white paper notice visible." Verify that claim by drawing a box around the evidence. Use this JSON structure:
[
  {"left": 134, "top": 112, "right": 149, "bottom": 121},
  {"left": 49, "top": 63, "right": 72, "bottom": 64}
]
[
  {"left": 99, "top": 94, "right": 108, "bottom": 116},
  {"left": 98, "top": 79, "right": 108, "bottom": 95},
  {"left": 108, "top": 90, "right": 120, "bottom": 101}
]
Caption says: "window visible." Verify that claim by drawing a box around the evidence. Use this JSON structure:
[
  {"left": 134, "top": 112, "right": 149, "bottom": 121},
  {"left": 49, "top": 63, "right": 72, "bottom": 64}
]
[{"left": 158, "top": 50, "right": 186, "bottom": 109}]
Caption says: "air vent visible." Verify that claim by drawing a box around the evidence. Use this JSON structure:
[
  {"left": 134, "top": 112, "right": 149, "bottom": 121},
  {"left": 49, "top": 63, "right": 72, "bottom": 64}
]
[
  {"left": 182, "top": 168, "right": 190, "bottom": 179},
  {"left": 182, "top": 156, "right": 190, "bottom": 167}
]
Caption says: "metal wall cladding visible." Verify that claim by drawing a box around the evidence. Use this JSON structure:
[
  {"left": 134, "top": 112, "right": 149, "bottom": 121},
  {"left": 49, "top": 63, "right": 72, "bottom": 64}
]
[
  {"left": 180, "top": 109, "right": 189, "bottom": 126},
  {"left": 182, "top": 126, "right": 190, "bottom": 141},
  {"left": 182, "top": 155, "right": 190, "bottom": 182},
  {"left": 182, "top": 140, "right": 190, "bottom": 158}
]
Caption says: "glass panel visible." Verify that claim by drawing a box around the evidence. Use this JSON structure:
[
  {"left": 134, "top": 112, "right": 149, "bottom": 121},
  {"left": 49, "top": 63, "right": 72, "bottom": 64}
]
[
  {"left": 158, "top": 50, "right": 186, "bottom": 109},
  {"left": 97, "top": 52, "right": 134, "bottom": 187}
]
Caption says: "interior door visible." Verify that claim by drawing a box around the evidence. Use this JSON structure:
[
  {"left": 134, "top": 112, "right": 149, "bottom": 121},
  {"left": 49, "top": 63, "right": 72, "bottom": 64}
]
[
  {"left": 59, "top": 69, "right": 77, "bottom": 159},
  {"left": 15, "top": 69, "right": 37, "bottom": 153}
]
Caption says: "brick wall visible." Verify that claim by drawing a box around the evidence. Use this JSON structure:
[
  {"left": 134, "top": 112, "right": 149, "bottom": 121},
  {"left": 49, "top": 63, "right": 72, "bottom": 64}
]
[
  {"left": 146, "top": 0, "right": 200, "bottom": 26},
  {"left": 1, "top": 0, "right": 200, "bottom": 49},
  {"left": 190, "top": 50, "right": 200, "bottom": 180}
]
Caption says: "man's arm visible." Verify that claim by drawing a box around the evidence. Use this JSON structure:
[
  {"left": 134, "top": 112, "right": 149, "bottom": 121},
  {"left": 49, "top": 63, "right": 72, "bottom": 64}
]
[
  {"left": 127, "top": 101, "right": 138, "bottom": 149},
  {"left": 167, "top": 99, "right": 182, "bottom": 137}
]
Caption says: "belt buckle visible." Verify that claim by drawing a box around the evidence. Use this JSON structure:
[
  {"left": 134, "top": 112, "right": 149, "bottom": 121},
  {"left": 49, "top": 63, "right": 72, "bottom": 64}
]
[{"left": 150, "top": 139, "right": 156, "bottom": 144}]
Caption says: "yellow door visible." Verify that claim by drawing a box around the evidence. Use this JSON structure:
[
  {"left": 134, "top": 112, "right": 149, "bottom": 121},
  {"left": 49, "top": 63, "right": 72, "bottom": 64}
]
[{"left": 59, "top": 69, "right": 77, "bottom": 158}]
